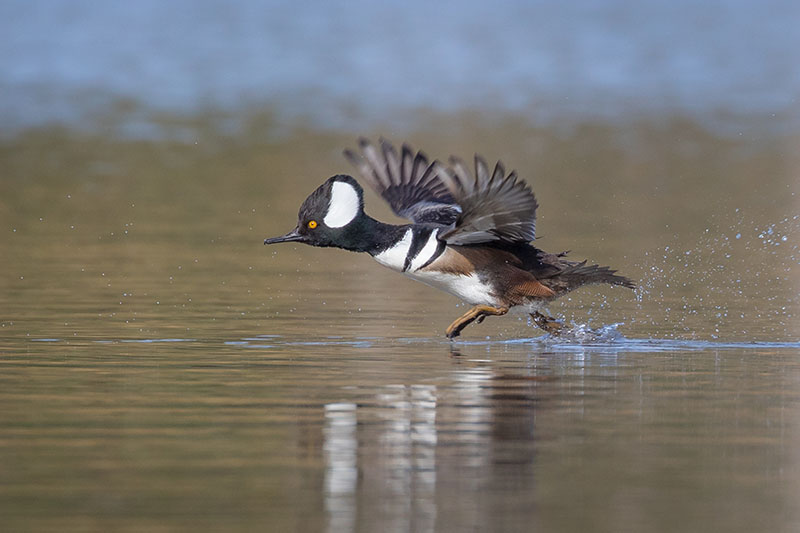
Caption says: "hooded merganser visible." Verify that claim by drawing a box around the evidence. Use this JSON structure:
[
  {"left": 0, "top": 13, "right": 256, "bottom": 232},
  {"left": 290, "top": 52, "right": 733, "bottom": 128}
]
[{"left": 264, "top": 138, "right": 635, "bottom": 338}]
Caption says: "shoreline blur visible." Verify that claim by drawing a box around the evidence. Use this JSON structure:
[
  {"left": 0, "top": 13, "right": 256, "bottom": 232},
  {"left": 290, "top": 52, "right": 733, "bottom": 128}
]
[
  {"left": 3, "top": 1, "right": 799, "bottom": 137},
  {"left": 2, "top": 92, "right": 800, "bottom": 143}
]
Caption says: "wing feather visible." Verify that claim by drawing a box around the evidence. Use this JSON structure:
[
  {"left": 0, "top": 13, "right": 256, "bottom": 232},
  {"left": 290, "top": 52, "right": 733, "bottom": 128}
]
[
  {"left": 344, "top": 138, "right": 460, "bottom": 225},
  {"left": 344, "top": 138, "right": 539, "bottom": 244},
  {"left": 440, "top": 154, "right": 538, "bottom": 245}
]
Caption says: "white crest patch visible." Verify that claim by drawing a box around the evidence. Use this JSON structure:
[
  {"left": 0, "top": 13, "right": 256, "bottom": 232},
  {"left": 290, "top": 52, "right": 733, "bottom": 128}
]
[
  {"left": 373, "top": 228, "right": 413, "bottom": 272},
  {"left": 324, "top": 181, "right": 361, "bottom": 228}
]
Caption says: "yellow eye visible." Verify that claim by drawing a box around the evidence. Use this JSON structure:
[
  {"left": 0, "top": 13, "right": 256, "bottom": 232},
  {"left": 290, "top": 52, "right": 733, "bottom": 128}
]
[{"left": 308, "top": 220, "right": 318, "bottom": 229}]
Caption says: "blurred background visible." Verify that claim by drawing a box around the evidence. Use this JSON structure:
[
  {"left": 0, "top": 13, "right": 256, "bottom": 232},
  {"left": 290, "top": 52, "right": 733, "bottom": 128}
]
[
  {"left": 2, "top": 2, "right": 800, "bottom": 531},
  {"left": 2, "top": 0, "right": 799, "bottom": 134}
]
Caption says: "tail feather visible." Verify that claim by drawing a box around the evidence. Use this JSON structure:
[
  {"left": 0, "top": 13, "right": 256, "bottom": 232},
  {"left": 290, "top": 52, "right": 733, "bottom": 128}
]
[
  {"left": 541, "top": 258, "right": 636, "bottom": 295},
  {"left": 564, "top": 261, "right": 636, "bottom": 290}
]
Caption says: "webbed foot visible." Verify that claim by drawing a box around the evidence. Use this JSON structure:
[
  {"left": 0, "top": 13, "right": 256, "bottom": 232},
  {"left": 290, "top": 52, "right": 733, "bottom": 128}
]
[
  {"left": 446, "top": 305, "right": 509, "bottom": 339},
  {"left": 530, "top": 311, "right": 565, "bottom": 335}
]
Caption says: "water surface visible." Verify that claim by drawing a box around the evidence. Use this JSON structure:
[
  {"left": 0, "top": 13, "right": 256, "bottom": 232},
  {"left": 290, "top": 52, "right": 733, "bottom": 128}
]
[{"left": 1, "top": 120, "right": 799, "bottom": 531}]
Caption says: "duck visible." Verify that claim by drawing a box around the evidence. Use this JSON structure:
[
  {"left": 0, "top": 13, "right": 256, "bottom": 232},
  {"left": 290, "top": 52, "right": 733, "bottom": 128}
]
[{"left": 264, "top": 138, "right": 634, "bottom": 338}]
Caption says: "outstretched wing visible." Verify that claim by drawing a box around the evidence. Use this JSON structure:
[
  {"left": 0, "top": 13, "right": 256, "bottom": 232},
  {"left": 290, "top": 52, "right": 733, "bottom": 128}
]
[
  {"left": 343, "top": 138, "right": 461, "bottom": 225},
  {"left": 440, "top": 155, "right": 538, "bottom": 245}
]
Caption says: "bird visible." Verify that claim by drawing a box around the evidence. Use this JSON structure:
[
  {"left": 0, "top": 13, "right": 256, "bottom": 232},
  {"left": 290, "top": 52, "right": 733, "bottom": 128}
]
[{"left": 264, "top": 138, "right": 635, "bottom": 339}]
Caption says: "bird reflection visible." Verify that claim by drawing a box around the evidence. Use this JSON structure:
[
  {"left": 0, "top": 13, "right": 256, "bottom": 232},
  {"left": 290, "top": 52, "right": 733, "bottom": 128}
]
[{"left": 322, "top": 362, "right": 548, "bottom": 532}]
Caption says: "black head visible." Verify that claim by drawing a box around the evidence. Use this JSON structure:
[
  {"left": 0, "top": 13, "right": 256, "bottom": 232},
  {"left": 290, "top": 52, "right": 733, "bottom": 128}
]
[{"left": 264, "top": 175, "right": 366, "bottom": 248}]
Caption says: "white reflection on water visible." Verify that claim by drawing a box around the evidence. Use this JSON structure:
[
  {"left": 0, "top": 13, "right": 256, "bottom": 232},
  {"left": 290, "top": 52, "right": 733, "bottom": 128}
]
[
  {"left": 323, "top": 403, "right": 358, "bottom": 533},
  {"left": 322, "top": 368, "right": 503, "bottom": 532},
  {"left": 323, "top": 403, "right": 358, "bottom": 494},
  {"left": 323, "top": 384, "right": 442, "bottom": 532}
]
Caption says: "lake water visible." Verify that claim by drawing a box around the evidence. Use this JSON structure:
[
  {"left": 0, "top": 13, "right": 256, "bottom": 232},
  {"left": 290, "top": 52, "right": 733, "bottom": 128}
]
[{"left": 1, "top": 120, "right": 799, "bottom": 531}]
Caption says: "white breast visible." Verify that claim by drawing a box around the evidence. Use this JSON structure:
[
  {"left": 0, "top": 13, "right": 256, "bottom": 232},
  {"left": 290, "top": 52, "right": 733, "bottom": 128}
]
[
  {"left": 405, "top": 269, "right": 498, "bottom": 307},
  {"left": 372, "top": 229, "right": 497, "bottom": 306},
  {"left": 373, "top": 228, "right": 413, "bottom": 271}
]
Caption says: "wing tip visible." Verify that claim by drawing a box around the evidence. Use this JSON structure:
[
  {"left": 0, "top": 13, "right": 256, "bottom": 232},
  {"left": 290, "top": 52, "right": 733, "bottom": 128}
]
[{"left": 342, "top": 147, "right": 359, "bottom": 162}]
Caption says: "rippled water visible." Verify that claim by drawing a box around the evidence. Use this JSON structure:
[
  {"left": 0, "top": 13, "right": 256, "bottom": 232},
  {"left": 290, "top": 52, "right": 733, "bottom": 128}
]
[
  {"left": 3, "top": 334, "right": 800, "bottom": 531},
  {"left": 1, "top": 122, "right": 799, "bottom": 530}
]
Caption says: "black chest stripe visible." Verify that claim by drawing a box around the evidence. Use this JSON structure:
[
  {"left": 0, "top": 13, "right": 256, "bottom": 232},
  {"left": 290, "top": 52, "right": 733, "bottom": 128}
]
[{"left": 402, "top": 228, "right": 430, "bottom": 272}]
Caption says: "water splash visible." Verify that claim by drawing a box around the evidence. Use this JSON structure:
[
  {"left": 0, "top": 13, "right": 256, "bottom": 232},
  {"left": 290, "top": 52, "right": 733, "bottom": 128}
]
[
  {"left": 541, "top": 322, "right": 625, "bottom": 344},
  {"left": 626, "top": 212, "right": 798, "bottom": 341}
]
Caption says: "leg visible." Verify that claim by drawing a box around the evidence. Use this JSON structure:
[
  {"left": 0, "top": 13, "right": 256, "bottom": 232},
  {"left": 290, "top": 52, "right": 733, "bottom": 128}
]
[
  {"left": 530, "top": 311, "right": 564, "bottom": 335},
  {"left": 445, "top": 305, "right": 509, "bottom": 339}
]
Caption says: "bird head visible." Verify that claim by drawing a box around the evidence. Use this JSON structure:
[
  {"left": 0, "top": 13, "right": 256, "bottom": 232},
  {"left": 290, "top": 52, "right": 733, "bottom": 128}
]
[{"left": 264, "top": 175, "right": 365, "bottom": 248}]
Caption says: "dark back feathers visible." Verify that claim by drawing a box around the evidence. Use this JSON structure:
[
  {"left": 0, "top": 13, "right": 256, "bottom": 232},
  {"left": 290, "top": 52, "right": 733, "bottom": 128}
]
[
  {"left": 343, "top": 138, "right": 461, "bottom": 226},
  {"left": 344, "top": 138, "right": 539, "bottom": 245},
  {"left": 439, "top": 154, "right": 538, "bottom": 245}
]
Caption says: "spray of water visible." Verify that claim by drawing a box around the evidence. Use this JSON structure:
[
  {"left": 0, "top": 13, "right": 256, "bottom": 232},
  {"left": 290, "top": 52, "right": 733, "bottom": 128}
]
[{"left": 545, "top": 212, "right": 799, "bottom": 343}]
